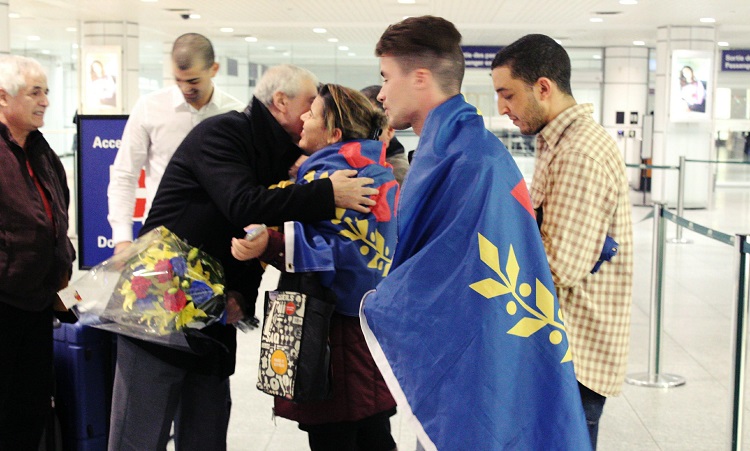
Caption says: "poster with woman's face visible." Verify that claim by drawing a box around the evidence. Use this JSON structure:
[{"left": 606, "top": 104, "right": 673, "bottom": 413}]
[
  {"left": 82, "top": 46, "right": 121, "bottom": 114},
  {"left": 670, "top": 50, "right": 712, "bottom": 122}
]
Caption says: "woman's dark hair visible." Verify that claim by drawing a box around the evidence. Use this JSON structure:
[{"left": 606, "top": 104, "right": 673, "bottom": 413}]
[
  {"left": 491, "top": 34, "right": 573, "bottom": 96},
  {"left": 679, "top": 65, "right": 695, "bottom": 85},
  {"left": 319, "top": 84, "right": 387, "bottom": 142},
  {"left": 360, "top": 85, "right": 384, "bottom": 111},
  {"left": 89, "top": 60, "right": 104, "bottom": 80}
]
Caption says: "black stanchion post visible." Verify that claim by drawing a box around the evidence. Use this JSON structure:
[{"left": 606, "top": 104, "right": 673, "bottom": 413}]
[
  {"left": 626, "top": 203, "right": 686, "bottom": 388},
  {"left": 729, "top": 234, "right": 749, "bottom": 451}
]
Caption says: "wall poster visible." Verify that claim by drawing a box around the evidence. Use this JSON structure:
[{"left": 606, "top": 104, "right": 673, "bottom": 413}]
[
  {"left": 670, "top": 50, "right": 712, "bottom": 122},
  {"left": 82, "top": 46, "right": 122, "bottom": 114}
]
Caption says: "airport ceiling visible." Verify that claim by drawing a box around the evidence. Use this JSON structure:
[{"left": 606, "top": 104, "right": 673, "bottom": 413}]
[{"left": 8, "top": 0, "right": 750, "bottom": 67}]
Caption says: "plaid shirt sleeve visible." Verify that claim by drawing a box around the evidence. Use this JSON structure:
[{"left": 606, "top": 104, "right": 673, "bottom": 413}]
[{"left": 542, "top": 146, "right": 619, "bottom": 288}]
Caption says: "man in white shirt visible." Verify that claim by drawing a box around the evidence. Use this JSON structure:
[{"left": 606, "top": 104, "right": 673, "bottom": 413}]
[{"left": 107, "top": 33, "right": 245, "bottom": 254}]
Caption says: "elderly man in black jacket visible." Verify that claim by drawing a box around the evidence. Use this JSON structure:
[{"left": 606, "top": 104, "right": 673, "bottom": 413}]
[
  {"left": 0, "top": 55, "right": 76, "bottom": 450},
  {"left": 108, "top": 64, "right": 378, "bottom": 451}
]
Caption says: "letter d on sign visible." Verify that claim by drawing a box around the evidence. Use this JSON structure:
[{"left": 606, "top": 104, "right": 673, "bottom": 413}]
[{"left": 97, "top": 236, "right": 114, "bottom": 248}]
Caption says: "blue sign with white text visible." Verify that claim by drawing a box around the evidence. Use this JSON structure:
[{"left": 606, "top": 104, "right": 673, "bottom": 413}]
[
  {"left": 721, "top": 50, "right": 750, "bottom": 71},
  {"left": 462, "top": 45, "right": 503, "bottom": 69},
  {"left": 77, "top": 115, "right": 137, "bottom": 269}
]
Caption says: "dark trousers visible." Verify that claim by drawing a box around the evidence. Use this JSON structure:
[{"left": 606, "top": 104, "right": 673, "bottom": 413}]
[
  {"left": 303, "top": 410, "right": 396, "bottom": 451},
  {"left": 0, "top": 302, "right": 53, "bottom": 451},
  {"left": 579, "top": 382, "right": 607, "bottom": 450},
  {"left": 108, "top": 336, "right": 231, "bottom": 451}
]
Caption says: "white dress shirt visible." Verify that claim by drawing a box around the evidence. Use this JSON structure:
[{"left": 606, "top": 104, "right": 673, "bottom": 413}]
[{"left": 107, "top": 84, "right": 245, "bottom": 245}]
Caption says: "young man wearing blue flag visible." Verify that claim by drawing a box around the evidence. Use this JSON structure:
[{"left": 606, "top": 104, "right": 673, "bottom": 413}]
[
  {"left": 491, "top": 35, "right": 634, "bottom": 450},
  {"left": 359, "top": 15, "right": 591, "bottom": 450}
]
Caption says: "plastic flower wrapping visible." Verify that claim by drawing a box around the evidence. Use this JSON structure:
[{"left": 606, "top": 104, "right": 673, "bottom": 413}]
[{"left": 59, "top": 227, "right": 227, "bottom": 350}]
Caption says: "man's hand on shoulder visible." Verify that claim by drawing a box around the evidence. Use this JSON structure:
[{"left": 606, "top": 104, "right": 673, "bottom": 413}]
[{"left": 329, "top": 169, "right": 377, "bottom": 214}]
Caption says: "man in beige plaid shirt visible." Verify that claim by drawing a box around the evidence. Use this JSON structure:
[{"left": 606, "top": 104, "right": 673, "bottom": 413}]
[{"left": 491, "top": 34, "right": 633, "bottom": 450}]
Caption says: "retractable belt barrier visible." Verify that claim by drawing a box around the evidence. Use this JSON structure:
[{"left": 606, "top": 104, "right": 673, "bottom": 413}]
[
  {"left": 627, "top": 157, "right": 750, "bottom": 244},
  {"left": 625, "top": 162, "right": 678, "bottom": 208},
  {"left": 625, "top": 202, "right": 750, "bottom": 451}
]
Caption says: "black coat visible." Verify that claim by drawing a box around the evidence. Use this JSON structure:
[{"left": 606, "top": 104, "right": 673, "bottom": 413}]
[
  {"left": 0, "top": 123, "right": 75, "bottom": 311},
  {"left": 135, "top": 97, "right": 336, "bottom": 377}
]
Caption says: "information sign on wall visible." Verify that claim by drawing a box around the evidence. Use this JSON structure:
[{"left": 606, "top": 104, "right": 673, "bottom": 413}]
[
  {"left": 462, "top": 45, "right": 503, "bottom": 69},
  {"left": 721, "top": 49, "right": 750, "bottom": 72}
]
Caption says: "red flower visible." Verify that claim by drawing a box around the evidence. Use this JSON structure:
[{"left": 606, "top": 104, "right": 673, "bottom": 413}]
[
  {"left": 130, "top": 276, "right": 152, "bottom": 299},
  {"left": 163, "top": 289, "right": 187, "bottom": 312},
  {"left": 154, "top": 260, "right": 173, "bottom": 283}
]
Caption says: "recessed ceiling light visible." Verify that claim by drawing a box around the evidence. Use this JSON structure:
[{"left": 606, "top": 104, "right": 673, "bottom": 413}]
[
  {"left": 633, "top": 40, "right": 645, "bottom": 46},
  {"left": 593, "top": 54, "right": 602, "bottom": 60},
  {"left": 348, "top": 52, "right": 356, "bottom": 56},
  {"left": 189, "top": 13, "right": 201, "bottom": 19},
  {"left": 66, "top": 27, "right": 77, "bottom": 32},
  {"left": 699, "top": 17, "right": 716, "bottom": 23},
  {"left": 245, "top": 36, "right": 258, "bottom": 43},
  {"left": 28, "top": 36, "right": 41, "bottom": 41},
  {"left": 327, "top": 38, "right": 339, "bottom": 43},
  {"left": 8, "top": 12, "right": 20, "bottom": 19},
  {"left": 312, "top": 28, "right": 327, "bottom": 34},
  {"left": 590, "top": 17, "right": 603, "bottom": 23},
  {"left": 283, "top": 52, "right": 290, "bottom": 56},
  {"left": 220, "top": 27, "right": 233, "bottom": 33},
  {"left": 718, "top": 41, "right": 729, "bottom": 47},
  {"left": 553, "top": 39, "right": 563, "bottom": 45},
  {"left": 72, "top": 43, "right": 79, "bottom": 49},
  {"left": 266, "top": 46, "right": 275, "bottom": 50},
  {"left": 619, "top": 0, "right": 637, "bottom": 4},
  {"left": 41, "top": 50, "right": 50, "bottom": 54},
  {"left": 338, "top": 45, "right": 349, "bottom": 51}
]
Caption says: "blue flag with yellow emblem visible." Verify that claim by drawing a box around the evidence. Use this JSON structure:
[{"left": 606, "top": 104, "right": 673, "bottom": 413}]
[
  {"left": 285, "top": 139, "right": 399, "bottom": 316},
  {"left": 360, "top": 95, "right": 591, "bottom": 450}
]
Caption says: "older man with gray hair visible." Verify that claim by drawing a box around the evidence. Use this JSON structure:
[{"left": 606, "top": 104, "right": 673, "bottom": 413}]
[
  {"left": 0, "top": 55, "right": 75, "bottom": 450},
  {"left": 108, "top": 64, "right": 378, "bottom": 451}
]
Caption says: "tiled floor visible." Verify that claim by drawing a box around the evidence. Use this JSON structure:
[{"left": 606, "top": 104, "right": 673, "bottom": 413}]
[{"left": 64, "top": 157, "right": 750, "bottom": 450}]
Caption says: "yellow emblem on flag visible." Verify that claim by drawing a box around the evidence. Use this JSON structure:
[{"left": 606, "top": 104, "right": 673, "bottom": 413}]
[
  {"left": 469, "top": 233, "right": 572, "bottom": 363},
  {"left": 332, "top": 207, "right": 393, "bottom": 277}
]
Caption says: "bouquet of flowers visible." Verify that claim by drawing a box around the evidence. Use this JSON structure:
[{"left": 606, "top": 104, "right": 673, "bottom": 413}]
[{"left": 59, "top": 227, "right": 227, "bottom": 350}]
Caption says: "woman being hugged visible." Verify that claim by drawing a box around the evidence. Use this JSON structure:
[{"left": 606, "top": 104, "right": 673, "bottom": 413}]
[{"left": 232, "top": 84, "right": 399, "bottom": 451}]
